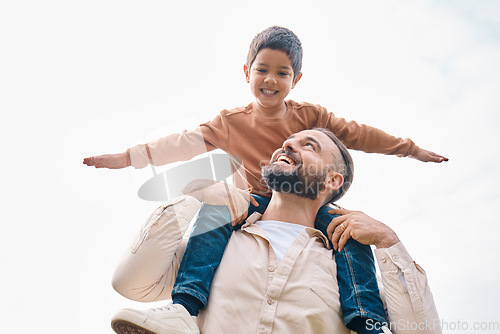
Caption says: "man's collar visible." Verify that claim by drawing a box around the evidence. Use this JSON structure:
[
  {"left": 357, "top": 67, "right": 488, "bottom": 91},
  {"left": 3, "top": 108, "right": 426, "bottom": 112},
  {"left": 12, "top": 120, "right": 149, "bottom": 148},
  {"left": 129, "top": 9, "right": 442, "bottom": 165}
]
[{"left": 242, "top": 212, "right": 331, "bottom": 249}]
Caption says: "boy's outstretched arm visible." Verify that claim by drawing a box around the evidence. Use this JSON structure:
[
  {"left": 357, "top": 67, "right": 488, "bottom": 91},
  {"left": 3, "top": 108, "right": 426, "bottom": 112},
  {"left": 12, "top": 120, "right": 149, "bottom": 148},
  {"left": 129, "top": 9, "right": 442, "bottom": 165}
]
[
  {"left": 408, "top": 147, "right": 448, "bottom": 163},
  {"left": 322, "top": 111, "right": 449, "bottom": 164},
  {"left": 83, "top": 116, "right": 229, "bottom": 170},
  {"left": 83, "top": 152, "right": 129, "bottom": 169}
]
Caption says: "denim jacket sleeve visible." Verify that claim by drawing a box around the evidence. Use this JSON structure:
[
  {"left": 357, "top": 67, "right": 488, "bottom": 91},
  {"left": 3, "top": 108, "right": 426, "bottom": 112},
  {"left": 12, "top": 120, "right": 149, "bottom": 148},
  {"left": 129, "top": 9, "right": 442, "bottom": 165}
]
[
  {"left": 375, "top": 242, "right": 442, "bottom": 334},
  {"left": 112, "top": 195, "right": 201, "bottom": 302}
]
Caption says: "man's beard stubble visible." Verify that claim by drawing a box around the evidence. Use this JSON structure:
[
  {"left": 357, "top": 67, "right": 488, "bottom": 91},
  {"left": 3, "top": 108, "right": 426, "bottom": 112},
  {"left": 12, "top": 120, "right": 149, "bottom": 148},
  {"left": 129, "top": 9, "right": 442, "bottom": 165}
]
[{"left": 261, "top": 162, "right": 329, "bottom": 200}]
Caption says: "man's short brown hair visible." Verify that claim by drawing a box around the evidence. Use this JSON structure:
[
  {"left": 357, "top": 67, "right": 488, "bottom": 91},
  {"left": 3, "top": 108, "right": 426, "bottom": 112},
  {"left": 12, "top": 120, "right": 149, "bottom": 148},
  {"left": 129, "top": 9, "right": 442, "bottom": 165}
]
[{"left": 312, "top": 128, "right": 354, "bottom": 203}]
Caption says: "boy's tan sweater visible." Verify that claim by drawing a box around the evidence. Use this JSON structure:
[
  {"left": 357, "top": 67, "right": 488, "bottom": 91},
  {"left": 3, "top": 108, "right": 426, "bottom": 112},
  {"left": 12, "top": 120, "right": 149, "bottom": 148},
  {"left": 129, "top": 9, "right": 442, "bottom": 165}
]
[{"left": 128, "top": 100, "right": 418, "bottom": 197}]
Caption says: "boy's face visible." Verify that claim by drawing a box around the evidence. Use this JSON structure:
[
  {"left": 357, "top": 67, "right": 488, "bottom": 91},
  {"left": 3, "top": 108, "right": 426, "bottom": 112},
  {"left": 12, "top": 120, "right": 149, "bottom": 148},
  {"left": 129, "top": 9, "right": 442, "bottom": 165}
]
[{"left": 244, "top": 48, "right": 302, "bottom": 113}]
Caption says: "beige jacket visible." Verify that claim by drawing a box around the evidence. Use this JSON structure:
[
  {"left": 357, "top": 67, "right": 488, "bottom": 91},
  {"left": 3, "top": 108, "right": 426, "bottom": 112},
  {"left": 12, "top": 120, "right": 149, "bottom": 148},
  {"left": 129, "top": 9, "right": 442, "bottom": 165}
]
[{"left": 113, "top": 196, "right": 441, "bottom": 334}]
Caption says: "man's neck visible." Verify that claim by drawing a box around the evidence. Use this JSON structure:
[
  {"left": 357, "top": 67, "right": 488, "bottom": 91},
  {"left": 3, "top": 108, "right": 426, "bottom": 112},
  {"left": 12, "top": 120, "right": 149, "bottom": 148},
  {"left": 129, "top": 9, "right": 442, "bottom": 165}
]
[{"left": 260, "top": 192, "right": 322, "bottom": 228}]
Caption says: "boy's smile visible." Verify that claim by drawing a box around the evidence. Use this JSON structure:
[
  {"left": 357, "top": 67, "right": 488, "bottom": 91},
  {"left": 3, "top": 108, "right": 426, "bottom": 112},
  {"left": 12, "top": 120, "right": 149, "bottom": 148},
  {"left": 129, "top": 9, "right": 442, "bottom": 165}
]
[{"left": 244, "top": 48, "right": 302, "bottom": 117}]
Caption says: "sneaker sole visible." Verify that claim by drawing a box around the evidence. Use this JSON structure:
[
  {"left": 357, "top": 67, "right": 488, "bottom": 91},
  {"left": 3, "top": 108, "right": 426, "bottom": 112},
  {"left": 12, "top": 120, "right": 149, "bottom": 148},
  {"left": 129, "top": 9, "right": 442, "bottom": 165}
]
[{"left": 111, "top": 319, "right": 157, "bottom": 334}]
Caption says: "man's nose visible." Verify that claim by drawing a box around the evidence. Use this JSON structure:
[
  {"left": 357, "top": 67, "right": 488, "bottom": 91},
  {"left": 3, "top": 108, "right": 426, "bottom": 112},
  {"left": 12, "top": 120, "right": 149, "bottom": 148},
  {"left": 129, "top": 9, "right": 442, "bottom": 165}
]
[{"left": 282, "top": 138, "right": 297, "bottom": 152}]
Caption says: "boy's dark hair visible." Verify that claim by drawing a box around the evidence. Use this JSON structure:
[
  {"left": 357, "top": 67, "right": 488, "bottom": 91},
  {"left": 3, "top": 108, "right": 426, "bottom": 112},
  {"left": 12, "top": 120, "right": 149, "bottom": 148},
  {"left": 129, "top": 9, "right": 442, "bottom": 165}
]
[
  {"left": 312, "top": 128, "right": 354, "bottom": 203},
  {"left": 246, "top": 26, "right": 303, "bottom": 79}
]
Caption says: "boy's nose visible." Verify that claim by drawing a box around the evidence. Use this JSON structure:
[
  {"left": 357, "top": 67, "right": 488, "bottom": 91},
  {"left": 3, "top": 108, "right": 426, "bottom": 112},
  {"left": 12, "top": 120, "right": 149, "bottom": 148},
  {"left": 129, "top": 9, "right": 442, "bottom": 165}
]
[{"left": 264, "top": 75, "right": 277, "bottom": 85}]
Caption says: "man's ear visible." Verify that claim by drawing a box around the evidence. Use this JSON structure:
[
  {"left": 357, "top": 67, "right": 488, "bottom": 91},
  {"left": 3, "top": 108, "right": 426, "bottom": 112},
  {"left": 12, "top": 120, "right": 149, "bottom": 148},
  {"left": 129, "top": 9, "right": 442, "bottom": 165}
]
[
  {"left": 243, "top": 64, "right": 250, "bottom": 83},
  {"left": 324, "top": 171, "right": 344, "bottom": 192},
  {"left": 291, "top": 72, "right": 302, "bottom": 88}
]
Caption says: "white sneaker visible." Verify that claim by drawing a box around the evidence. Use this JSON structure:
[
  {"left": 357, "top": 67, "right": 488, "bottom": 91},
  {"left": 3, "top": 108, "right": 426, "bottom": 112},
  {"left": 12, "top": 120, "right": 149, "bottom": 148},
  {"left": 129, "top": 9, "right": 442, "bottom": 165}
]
[{"left": 111, "top": 303, "right": 200, "bottom": 334}]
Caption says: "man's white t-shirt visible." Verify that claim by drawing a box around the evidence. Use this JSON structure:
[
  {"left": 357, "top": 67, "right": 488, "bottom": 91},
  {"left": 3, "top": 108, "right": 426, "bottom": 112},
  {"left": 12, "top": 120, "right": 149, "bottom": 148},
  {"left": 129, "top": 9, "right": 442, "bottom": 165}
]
[{"left": 255, "top": 220, "right": 306, "bottom": 265}]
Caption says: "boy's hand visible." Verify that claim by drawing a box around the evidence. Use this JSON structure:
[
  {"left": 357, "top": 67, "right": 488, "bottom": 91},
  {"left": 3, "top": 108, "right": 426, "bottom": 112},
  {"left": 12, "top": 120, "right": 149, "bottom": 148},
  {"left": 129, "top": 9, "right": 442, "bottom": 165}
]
[
  {"left": 83, "top": 152, "right": 129, "bottom": 169},
  {"left": 327, "top": 208, "right": 399, "bottom": 252},
  {"left": 182, "top": 179, "right": 258, "bottom": 226},
  {"left": 409, "top": 148, "right": 448, "bottom": 163}
]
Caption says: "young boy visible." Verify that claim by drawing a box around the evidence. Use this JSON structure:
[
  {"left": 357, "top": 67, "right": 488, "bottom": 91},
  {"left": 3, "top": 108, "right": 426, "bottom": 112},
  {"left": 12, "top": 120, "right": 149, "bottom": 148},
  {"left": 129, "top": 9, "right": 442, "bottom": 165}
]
[{"left": 84, "top": 26, "right": 447, "bottom": 334}]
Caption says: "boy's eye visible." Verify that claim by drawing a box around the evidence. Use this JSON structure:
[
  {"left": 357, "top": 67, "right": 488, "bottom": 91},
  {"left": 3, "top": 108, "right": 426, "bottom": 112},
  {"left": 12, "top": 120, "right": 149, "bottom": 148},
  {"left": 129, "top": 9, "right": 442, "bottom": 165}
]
[
  {"left": 279, "top": 72, "right": 289, "bottom": 76},
  {"left": 256, "top": 69, "right": 267, "bottom": 73}
]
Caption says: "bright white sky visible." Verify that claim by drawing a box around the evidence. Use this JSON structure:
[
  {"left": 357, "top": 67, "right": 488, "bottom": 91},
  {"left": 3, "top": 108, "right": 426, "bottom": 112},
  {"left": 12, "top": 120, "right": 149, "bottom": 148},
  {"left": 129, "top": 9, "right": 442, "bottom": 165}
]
[{"left": 1, "top": 1, "right": 499, "bottom": 333}]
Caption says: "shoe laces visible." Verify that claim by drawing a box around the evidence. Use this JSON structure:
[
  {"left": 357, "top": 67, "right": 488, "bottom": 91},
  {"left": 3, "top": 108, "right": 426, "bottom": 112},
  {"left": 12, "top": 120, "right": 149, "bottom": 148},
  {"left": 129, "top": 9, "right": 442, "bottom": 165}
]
[{"left": 152, "top": 304, "right": 176, "bottom": 312}]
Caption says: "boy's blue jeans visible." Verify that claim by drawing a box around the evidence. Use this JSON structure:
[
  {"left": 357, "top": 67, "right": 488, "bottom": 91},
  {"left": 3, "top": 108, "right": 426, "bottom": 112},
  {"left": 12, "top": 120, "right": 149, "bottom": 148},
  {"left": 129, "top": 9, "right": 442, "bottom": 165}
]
[{"left": 171, "top": 195, "right": 386, "bottom": 328}]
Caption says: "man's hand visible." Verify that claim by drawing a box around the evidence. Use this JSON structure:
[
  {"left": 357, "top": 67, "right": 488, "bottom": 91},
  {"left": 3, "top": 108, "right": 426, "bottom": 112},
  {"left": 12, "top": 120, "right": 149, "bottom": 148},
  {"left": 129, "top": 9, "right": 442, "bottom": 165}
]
[
  {"left": 83, "top": 152, "right": 129, "bottom": 169},
  {"left": 326, "top": 208, "right": 399, "bottom": 252},
  {"left": 409, "top": 148, "right": 448, "bottom": 163},
  {"left": 182, "top": 179, "right": 258, "bottom": 226}
]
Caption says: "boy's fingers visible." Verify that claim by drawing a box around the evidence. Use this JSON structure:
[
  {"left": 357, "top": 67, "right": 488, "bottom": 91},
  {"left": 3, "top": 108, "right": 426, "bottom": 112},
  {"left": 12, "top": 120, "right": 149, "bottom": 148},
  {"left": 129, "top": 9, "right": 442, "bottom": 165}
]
[
  {"left": 434, "top": 157, "right": 448, "bottom": 163},
  {"left": 232, "top": 210, "right": 249, "bottom": 226},
  {"left": 89, "top": 156, "right": 107, "bottom": 168},
  {"left": 231, "top": 214, "right": 242, "bottom": 226},
  {"left": 430, "top": 152, "right": 447, "bottom": 162},
  {"left": 236, "top": 189, "right": 259, "bottom": 207},
  {"left": 226, "top": 191, "right": 238, "bottom": 222},
  {"left": 249, "top": 196, "right": 259, "bottom": 207},
  {"left": 83, "top": 157, "right": 95, "bottom": 166},
  {"left": 421, "top": 149, "right": 448, "bottom": 163}
]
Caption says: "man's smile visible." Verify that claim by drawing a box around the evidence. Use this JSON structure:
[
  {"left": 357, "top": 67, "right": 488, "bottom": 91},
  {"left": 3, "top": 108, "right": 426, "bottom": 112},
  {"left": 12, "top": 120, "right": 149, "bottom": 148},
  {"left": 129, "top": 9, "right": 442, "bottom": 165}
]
[
  {"left": 271, "top": 150, "right": 302, "bottom": 169},
  {"left": 276, "top": 154, "right": 296, "bottom": 165}
]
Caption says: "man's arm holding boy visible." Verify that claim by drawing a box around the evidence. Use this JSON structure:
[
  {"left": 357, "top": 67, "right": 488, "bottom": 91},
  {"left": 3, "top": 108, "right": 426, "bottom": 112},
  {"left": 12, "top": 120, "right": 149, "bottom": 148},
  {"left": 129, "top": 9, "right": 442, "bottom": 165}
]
[{"left": 328, "top": 209, "right": 442, "bottom": 334}]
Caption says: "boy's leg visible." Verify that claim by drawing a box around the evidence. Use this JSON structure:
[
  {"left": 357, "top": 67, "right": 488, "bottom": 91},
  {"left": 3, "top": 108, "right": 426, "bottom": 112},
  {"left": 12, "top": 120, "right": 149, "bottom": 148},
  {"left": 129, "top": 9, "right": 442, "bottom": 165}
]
[
  {"left": 171, "top": 195, "right": 270, "bottom": 315},
  {"left": 315, "top": 206, "right": 386, "bottom": 334},
  {"left": 171, "top": 204, "right": 231, "bottom": 314}
]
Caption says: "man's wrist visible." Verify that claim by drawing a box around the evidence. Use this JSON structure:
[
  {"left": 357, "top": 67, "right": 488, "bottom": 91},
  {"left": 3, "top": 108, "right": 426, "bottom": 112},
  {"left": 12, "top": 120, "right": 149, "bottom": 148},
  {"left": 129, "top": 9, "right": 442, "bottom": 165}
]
[{"left": 375, "top": 233, "right": 400, "bottom": 249}]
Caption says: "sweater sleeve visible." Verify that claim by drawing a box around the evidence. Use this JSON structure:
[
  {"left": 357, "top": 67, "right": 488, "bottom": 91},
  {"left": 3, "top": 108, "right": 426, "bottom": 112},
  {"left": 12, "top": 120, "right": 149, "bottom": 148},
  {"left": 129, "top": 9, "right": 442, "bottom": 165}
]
[
  {"left": 320, "top": 107, "right": 419, "bottom": 157},
  {"left": 126, "top": 113, "right": 230, "bottom": 169}
]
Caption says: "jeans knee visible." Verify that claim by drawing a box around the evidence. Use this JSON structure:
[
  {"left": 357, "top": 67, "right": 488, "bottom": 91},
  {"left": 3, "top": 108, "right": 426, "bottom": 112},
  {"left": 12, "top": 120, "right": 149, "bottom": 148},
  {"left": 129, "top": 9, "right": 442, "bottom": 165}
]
[{"left": 191, "top": 204, "right": 231, "bottom": 235}]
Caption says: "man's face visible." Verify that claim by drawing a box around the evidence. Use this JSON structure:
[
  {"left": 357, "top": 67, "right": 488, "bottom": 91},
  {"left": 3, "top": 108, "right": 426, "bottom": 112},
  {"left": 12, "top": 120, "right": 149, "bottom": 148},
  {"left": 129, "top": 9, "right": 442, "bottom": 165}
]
[{"left": 262, "top": 130, "right": 341, "bottom": 200}]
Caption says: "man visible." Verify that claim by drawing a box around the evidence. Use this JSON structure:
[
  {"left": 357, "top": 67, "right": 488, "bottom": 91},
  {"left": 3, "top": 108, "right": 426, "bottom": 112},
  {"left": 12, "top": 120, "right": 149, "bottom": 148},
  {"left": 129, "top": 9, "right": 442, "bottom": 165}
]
[{"left": 111, "top": 128, "right": 441, "bottom": 334}]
